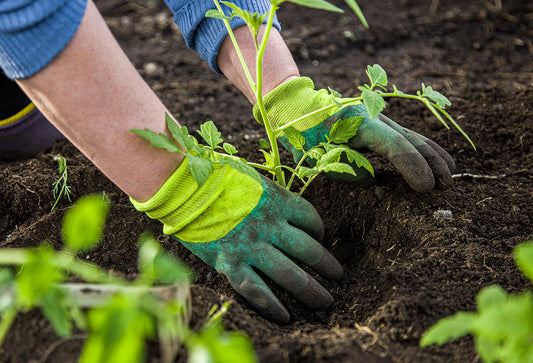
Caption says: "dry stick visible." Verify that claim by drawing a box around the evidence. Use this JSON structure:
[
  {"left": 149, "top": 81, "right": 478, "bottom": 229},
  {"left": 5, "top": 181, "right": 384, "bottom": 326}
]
[{"left": 452, "top": 169, "right": 529, "bottom": 180}]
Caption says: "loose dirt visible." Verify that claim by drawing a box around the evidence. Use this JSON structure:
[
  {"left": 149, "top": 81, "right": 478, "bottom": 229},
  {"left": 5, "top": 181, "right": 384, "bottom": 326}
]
[{"left": 1, "top": 0, "right": 532, "bottom": 362}]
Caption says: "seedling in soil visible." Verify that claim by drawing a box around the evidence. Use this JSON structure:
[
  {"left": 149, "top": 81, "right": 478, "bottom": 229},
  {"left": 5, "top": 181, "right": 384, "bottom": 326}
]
[
  {"left": 0, "top": 195, "right": 255, "bottom": 363},
  {"left": 51, "top": 154, "right": 72, "bottom": 211},
  {"left": 133, "top": 0, "right": 473, "bottom": 194},
  {"left": 420, "top": 240, "right": 533, "bottom": 363}
]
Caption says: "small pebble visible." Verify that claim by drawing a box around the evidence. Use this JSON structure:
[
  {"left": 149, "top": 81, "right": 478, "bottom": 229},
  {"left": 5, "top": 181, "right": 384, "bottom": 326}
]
[{"left": 433, "top": 209, "right": 453, "bottom": 221}]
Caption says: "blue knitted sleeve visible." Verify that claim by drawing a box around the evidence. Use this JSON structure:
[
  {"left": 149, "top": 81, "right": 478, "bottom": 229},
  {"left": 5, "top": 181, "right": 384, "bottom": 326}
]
[
  {"left": 0, "top": 0, "right": 87, "bottom": 79},
  {"left": 164, "top": 0, "right": 281, "bottom": 73}
]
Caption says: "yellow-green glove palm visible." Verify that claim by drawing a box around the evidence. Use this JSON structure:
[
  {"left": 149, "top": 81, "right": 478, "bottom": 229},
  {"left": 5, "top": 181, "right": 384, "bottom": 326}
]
[
  {"left": 254, "top": 77, "right": 456, "bottom": 192},
  {"left": 131, "top": 158, "right": 343, "bottom": 323}
]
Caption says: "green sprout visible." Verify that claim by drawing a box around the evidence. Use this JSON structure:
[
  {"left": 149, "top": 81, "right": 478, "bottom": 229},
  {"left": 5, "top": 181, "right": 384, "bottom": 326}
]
[{"left": 51, "top": 154, "right": 72, "bottom": 211}]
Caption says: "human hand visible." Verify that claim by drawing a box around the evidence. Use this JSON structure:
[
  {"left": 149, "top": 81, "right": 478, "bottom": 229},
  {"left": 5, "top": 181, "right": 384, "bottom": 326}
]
[
  {"left": 254, "top": 77, "right": 456, "bottom": 192},
  {"left": 131, "top": 158, "right": 343, "bottom": 324}
]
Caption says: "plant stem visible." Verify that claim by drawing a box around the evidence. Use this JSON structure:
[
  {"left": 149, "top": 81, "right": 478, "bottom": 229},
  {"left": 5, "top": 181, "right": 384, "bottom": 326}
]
[
  {"left": 212, "top": 0, "right": 256, "bottom": 93},
  {"left": 298, "top": 174, "right": 320, "bottom": 196},
  {"left": 254, "top": 5, "right": 285, "bottom": 186},
  {"left": 275, "top": 97, "right": 361, "bottom": 133}
]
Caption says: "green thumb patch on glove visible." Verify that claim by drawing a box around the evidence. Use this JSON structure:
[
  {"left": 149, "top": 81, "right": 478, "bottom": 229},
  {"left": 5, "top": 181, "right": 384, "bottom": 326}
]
[
  {"left": 130, "top": 158, "right": 262, "bottom": 243},
  {"left": 253, "top": 77, "right": 341, "bottom": 132}
]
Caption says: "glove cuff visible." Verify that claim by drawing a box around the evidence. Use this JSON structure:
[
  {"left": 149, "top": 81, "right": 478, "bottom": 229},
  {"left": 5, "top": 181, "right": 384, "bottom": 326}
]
[
  {"left": 130, "top": 158, "right": 263, "bottom": 243},
  {"left": 252, "top": 77, "right": 335, "bottom": 132}
]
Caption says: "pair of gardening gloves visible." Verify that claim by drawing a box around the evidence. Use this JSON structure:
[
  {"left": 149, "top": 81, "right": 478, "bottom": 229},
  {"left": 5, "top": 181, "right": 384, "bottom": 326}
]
[{"left": 132, "top": 77, "right": 455, "bottom": 324}]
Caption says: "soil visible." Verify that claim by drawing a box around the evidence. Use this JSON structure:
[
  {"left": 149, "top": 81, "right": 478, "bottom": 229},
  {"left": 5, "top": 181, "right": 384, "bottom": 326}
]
[{"left": 1, "top": 0, "right": 532, "bottom": 362}]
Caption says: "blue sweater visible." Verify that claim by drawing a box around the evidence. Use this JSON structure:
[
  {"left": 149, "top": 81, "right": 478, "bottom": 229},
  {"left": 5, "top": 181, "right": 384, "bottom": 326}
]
[{"left": 0, "top": 0, "right": 280, "bottom": 79}]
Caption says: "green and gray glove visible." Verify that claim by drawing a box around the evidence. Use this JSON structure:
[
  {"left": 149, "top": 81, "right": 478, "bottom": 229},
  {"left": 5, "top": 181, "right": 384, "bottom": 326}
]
[
  {"left": 131, "top": 158, "right": 343, "bottom": 324},
  {"left": 253, "top": 77, "right": 456, "bottom": 192}
]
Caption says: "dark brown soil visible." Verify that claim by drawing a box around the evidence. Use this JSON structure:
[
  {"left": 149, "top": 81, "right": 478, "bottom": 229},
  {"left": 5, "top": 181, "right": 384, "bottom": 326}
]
[{"left": 1, "top": 0, "right": 532, "bottom": 362}]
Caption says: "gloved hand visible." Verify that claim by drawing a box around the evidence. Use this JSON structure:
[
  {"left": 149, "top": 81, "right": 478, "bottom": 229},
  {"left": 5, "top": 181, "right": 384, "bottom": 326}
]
[
  {"left": 131, "top": 158, "right": 343, "bottom": 324},
  {"left": 253, "top": 77, "right": 456, "bottom": 192}
]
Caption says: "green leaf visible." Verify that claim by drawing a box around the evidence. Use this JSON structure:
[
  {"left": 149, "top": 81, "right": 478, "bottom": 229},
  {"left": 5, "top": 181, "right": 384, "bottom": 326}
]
[
  {"left": 62, "top": 195, "right": 110, "bottom": 253},
  {"left": 366, "top": 64, "right": 388, "bottom": 88},
  {"left": 328, "top": 116, "right": 363, "bottom": 144},
  {"left": 420, "top": 312, "right": 476, "bottom": 347},
  {"left": 205, "top": 9, "right": 232, "bottom": 20},
  {"left": 316, "top": 147, "right": 344, "bottom": 169},
  {"left": 343, "top": 0, "right": 368, "bottom": 28},
  {"left": 515, "top": 241, "right": 533, "bottom": 283},
  {"left": 476, "top": 285, "right": 508, "bottom": 313},
  {"left": 197, "top": 121, "right": 223, "bottom": 149},
  {"left": 80, "top": 294, "right": 155, "bottom": 363},
  {"left": 260, "top": 149, "right": 274, "bottom": 169},
  {"left": 344, "top": 149, "right": 374, "bottom": 176},
  {"left": 297, "top": 166, "right": 319, "bottom": 179},
  {"left": 223, "top": 143, "right": 238, "bottom": 156},
  {"left": 40, "top": 288, "right": 73, "bottom": 337},
  {"left": 283, "top": 127, "right": 306, "bottom": 151},
  {"left": 322, "top": 162, "right": 357, "bottom": 176},
  {"left": 138, "top": 234, "right": 191, "bottom": 285},
  {"left": 422, "top": 84, "right": 451, "bottom": 109},
  {"left": 362, "top": 89, "right": 386, "bottom": 119},
  {"left": 16, "top": 245, "right": 64, "bottom": 308},
  {"left": 166, "top": 114, "right": 199, "bottom": 152},
  {"left": 225, "top": 158, "right": 261, "bottom": 182},
  {"left": 259, "top": 138, "right": 270, "bottom": 149},
  {"left": 130, "top": 129, "right": 180, "bottom": 153},
  {"left": 306, "top": 148, "right": 325, "bottom": 160},
  {"left": 187, "top": 154, "right": 213, "bottom": 186},
  {"left": 287, "top": 0, "right": 344, "bottom": 13}
]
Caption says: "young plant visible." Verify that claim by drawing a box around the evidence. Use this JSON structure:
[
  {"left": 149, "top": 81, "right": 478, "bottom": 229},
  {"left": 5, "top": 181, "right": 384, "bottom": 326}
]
[
  {"left": 0, "top": 194, "right": 255, "bottom": 363},
  {"left": 420, "top": 241, "right": 533, "bottom": 363},
  {"left": 133, "top": 0, "right": 474, "bottom": 195},
  {"left": 51, "top": 154, "right": 73, "bottom": 211}
]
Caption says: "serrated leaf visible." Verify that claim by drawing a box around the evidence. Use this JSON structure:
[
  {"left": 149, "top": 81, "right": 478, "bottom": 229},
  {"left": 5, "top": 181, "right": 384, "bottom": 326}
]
[
  {"left": 317, "top": 147, "right": 345, "bottom": 168},
  {"left": 515, "top": 241, "right": 533, "bottom": 283},
  {"left": 287, "top": 0, "right": 344, "bottom": 13},
  {"left": 366, "top": 64, "right": 388, "bottom": 87},
  {"left": 297, "top": 166, "right": 319, "bottom": 179},
  {"left": 328, "top": 116, "right": 363, "bottom": 144},
  {"left": 187, "top": 154, "right": 213, "bottom": 186},
  {"left": 260, "top": 149, "right": 274, "bottom": 168},
  {"left": 259, "top": 138, "right": 270, "bottom": 149},
  {"left": 307, "top": 148, "right": 325, "bottom": 160},
  {"left": 283, "top": 127, "right": 306, "bottom": 151},
  {"left": 197, "top": 121, "right": 223, "bottom": 149},
  {"left": 343, "top": 0, "right": 368, "bottom": 28},
  {"left": 223, "top": 143, "right": 237, "bottom": 156},
  {"left": 62, "top": 195, "right": 110, "bottom": 253},
  {"left": 205, "top": 9, "right": 231, "bottom": 20},
  {"left": 422, "top": 84, "right": 451, "bottom": 109},
  {"left": 322, "top": 162, "right": 357, "bottom": 176},
  {"left": 130, "top": 129, "right": 180, "bottom": 153},
  {"left": 166, "top": 114, "right": 198, "bottom": 152},
  {"left": 362, "top": 89, "right": 386, "bottom": 119},
  {"left": 420, "top": 312, "right": 476, "bottom": 347},
  {"left": 344, "top": 149, "right": 374, "bottom": 176},
  {"left": 226, "top": 159, "right": 261, "bottom": 182}
]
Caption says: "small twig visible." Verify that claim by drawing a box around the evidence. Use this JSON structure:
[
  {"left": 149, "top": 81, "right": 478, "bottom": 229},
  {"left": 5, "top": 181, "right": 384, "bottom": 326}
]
[{"left": 452, "top": 173, "right": 506, "bottom": 180}]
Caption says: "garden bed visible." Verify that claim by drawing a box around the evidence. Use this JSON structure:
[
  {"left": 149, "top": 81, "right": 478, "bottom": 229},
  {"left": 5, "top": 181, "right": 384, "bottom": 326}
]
[{"left": 1, "top": 0, "right": 532, "bottom": 361}]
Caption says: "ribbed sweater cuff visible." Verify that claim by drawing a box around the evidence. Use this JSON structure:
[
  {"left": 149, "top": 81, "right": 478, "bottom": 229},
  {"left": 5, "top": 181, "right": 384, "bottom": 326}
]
[
  {"left": 0, "top": 0, "right": 87, "bottom": 79},
  {"left": 169, "top": 0, "right": 280, "bottom": 73}
]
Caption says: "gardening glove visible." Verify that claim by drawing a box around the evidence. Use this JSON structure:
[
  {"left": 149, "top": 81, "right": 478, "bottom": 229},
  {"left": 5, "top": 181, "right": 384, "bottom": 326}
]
[
  {"left": 131, "top": 158, "right": 343, "bottom": 324},
  {"left": 253, "top": 77, "right": 456, "bottom": 192}
]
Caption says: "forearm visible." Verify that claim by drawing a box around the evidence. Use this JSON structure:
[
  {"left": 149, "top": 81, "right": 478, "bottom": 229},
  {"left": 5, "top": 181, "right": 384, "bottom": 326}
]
[{"left": 16, "top": 1, "right": 182, "bottom": 202}]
